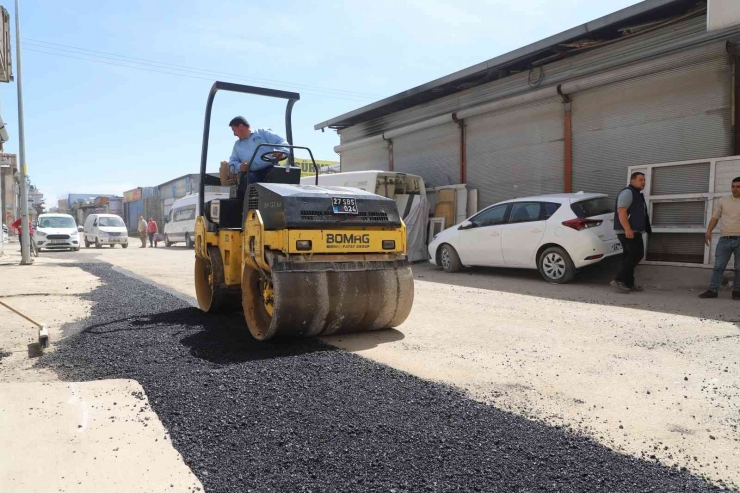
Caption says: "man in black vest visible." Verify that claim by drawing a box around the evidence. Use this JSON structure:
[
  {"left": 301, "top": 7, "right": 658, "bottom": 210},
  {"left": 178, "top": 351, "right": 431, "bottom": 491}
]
[{"left": 611, "top": 172, "right": 652, "bottom": 293}]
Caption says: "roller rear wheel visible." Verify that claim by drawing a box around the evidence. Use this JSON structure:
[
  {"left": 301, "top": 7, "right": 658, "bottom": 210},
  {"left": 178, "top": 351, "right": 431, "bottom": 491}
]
[
  {"left": 242, "top": 265, "right": 275, "bottom": 341},
  {"left": 195, "top": 246, "right": 240, "bottom": 313}
]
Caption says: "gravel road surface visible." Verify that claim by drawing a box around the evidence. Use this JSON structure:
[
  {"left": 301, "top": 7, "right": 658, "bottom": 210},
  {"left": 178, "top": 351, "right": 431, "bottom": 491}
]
[{"left": 41, "top": 263, "right": 732, "bottom": 492}]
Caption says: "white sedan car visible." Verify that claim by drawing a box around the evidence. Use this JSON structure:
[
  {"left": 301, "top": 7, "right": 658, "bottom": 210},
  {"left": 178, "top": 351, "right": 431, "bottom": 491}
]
[{"left": 428, "top": 193, "right": 622, "bottom": 283}]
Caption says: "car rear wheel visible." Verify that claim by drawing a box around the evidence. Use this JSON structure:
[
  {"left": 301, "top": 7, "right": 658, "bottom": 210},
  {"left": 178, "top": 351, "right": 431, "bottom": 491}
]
[
  {"left": 538, "top": 246, "right": 575, "bottom": 284},
  {"left": 95, "top": 238, "right": 102, "bottom": 249},
  {"left": 439, "top": 244, "right": 462, "bottom": 273},
  {"left": 165, "top": 235, "right": 172, "bottom": 247},
  {"left": 122, "top": 243, "right": 128, "bottom": 249},
  {"left": 185, "top": 234, "right": 193, "bottom": 249}
]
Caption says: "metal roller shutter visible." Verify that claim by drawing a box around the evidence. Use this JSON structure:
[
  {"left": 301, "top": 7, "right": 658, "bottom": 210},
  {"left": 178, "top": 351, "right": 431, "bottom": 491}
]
[
  {"left": 646, "top": 233, "right": 705, "bottom": 263},
  {"left": 339, "top": 142, "right": 389, "bottom": 172},
  {"left": 651, "top": 201, "right": 706, "bottom": 227},
  {"left": 392, "top": 123, "right": 459, "bottom": 188},
  {"left": 572, "top": 53, "right": 732, "bottom": 200},
  {"left": 651, "top": 162, "right": 710, "bottom": 195},
  {"left": 466, "top": 98, "right": 564, "bottom": 208}
]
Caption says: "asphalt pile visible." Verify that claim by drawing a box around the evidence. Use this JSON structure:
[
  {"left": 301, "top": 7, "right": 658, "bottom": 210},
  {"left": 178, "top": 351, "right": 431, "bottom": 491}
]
[{"left": 40, "top": 264, "right": 731, "bottom": 492}]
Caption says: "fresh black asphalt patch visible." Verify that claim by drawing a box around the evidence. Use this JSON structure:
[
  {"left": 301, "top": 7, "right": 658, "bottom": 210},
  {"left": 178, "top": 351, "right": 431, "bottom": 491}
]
[{"left": 40, "top": 263, "right": 732, "bottom": 492}]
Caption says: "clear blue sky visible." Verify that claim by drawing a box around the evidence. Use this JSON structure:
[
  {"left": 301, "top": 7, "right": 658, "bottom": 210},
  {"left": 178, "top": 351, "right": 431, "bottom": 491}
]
[{"left": 0, "top": 0, "right": 640, "bottom": 207}]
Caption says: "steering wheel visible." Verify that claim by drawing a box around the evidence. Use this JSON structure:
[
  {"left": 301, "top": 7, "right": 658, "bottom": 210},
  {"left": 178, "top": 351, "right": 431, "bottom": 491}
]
[{"left": 260, "top": 151, "right": 289, "bottom": 164}]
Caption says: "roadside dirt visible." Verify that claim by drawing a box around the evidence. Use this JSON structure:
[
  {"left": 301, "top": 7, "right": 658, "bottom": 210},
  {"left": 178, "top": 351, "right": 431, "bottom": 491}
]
[
  {"left": 0, "top": 380, "right": 201, "bottom": 493},
  {"left": 0, "top": 248, "right": 204, "bottom": 492},
  {"left": 0, "top": 251, "right": 98, "bottom": 382}
]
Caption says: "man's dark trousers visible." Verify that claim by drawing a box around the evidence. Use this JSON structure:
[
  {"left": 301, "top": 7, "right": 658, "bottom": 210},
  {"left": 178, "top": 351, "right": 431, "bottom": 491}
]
[
  {"left": 615, "top": 233, "right": 644, "bottom": 288},
  {"left": 237, "top": 166, "right": 274, "bottom": 200}
]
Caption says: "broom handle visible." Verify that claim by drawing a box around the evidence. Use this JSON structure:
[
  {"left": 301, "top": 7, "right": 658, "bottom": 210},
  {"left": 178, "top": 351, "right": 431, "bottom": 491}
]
[{"left": 0, "top": 299, "right": 43, "bottom": 328}]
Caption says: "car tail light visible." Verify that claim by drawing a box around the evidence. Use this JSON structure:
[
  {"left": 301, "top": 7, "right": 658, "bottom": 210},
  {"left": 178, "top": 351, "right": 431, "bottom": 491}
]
[{"left": 562, "top": 218, "right": 603, "bottom": 231}]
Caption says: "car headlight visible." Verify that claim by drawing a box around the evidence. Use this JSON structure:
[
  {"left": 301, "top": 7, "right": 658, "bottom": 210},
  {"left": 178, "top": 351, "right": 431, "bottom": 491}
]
[{"left": 36, "top": 231, "right": 47, "bottom": 237}]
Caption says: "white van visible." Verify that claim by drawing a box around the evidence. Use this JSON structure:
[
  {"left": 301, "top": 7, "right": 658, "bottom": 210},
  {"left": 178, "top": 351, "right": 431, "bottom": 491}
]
[
  {"left": 83, "top": 213, "right": 128, "bottom": 248},
  {"left": 164, "top": 192, "right": 229, "bottom": 248},
  {"left": 300, "top": 171, "right": 429, "bottom": 262},
  {"left": 34, "top": 213, "right": 81, "bottom": 252}
]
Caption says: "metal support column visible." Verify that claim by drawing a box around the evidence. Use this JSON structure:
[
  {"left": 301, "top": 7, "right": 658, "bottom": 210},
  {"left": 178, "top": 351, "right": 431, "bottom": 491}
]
[
  {"left": 558, "top": 87, "right": 573, "bottom": 193},
  {"left": 0, "top": 164, "right": 6, "bottom": 255},
  {"left": 14, "top": 0, "right": 30, "bottom": 264},
  {"left": 452, "top": 113, "right": 466, "bottom": 183},
  {"left": 386, "top": 138, "right": 394, "bottom": 172},
  {"left": 733, "top": 51, "right": 740, "bottom": 154}
]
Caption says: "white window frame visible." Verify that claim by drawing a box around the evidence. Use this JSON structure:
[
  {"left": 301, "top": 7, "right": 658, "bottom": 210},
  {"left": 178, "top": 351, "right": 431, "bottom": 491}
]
[{"left": 628, "top": 155, "right": 739, "bottom": 268}]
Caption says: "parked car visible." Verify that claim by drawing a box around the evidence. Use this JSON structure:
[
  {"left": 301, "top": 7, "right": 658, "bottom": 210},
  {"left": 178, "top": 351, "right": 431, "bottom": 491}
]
[
  {"left": 34, "top": 213, "right": 80, "bottom": 252},
  {"left": 164, "top": 192, "right": 229, "bottom": 248},
  {"left": 428, "top": 193, "right": 621, "bottom": 283},
  {"left": 83, "top": 213, "right": 129, "bottom": 248}
]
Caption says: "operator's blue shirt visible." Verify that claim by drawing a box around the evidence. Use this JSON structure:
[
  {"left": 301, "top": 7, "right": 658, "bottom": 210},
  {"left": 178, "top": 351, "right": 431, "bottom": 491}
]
[{"left": 228, "top": 128, "right": 288, "bottom": 172}]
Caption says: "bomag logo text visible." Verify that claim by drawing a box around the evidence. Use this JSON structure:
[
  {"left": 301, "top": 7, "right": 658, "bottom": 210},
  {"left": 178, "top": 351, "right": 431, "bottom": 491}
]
[{"left": 326, "top": 234, "right": 370, "bottom": 244}]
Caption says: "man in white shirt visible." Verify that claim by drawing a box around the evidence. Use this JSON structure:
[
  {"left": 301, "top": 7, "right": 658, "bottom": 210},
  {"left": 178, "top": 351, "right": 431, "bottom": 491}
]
[
  {"left": 137, "top": 216, "right": 148, "bottom": 249},
  {"left": 699, "top": 177, "right": 740, "bottom": 300}
]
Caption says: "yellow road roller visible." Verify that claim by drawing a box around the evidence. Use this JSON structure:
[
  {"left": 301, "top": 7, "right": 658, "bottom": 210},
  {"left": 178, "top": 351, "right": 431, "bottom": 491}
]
[{"left": 193, "top": 82, "right": 414, "bottom": 340}]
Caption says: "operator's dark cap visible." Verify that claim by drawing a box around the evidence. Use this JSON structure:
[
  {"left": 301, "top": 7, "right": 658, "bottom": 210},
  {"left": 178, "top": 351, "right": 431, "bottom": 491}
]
[{"left": 229, "top": 116, "right": 250, "bottom": 127}]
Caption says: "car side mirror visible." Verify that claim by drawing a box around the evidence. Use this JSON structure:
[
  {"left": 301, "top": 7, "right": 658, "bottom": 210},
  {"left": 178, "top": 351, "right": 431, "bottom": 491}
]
[{"left": 459, "top": 220, "right": 473, "bottom": 230}]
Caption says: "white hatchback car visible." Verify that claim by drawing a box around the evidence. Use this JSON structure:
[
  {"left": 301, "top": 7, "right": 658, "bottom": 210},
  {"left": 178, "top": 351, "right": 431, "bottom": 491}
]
[{"left": 428, "top": 193, "right": 622, "bottom": 283}]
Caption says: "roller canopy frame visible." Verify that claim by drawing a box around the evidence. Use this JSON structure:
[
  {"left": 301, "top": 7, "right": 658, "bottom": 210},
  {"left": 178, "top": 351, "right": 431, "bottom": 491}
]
[{"left": 198, "top": 81, "right": 300, "bottom": 217}]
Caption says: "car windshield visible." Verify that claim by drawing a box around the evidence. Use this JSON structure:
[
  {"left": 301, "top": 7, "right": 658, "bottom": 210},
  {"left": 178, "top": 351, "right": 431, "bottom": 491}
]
[
  {"left": 38, "top": 216, "right": 76, "bottom": 229},
  {"left": 99, "top": 216, "right": 125, "bottom": 227},
  {"left": 571, "top": 197, "right": 614, "bottom": 218}
]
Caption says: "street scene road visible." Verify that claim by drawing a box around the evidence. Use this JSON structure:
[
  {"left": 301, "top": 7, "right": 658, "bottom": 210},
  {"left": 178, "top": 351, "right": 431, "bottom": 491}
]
[
  {"left": 3, "top": 1, "right": 740, "bottom": 492},
  {"left": 1, "top": 245, "right": 737, "bottom": 491}
]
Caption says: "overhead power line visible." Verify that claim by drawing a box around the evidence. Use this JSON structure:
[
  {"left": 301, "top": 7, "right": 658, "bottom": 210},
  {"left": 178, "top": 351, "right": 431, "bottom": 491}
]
[
  {"left": 14, "top": 36, "right": 381, "bottom": 103},
  {"left": 21, "top": 36, "right": 381, "bottom": 99}
]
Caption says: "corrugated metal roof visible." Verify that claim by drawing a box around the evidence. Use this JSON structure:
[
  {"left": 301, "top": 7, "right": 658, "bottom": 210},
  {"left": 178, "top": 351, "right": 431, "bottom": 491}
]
[{"left": 315, "top": 0, "right": 696, "bottom": 130}]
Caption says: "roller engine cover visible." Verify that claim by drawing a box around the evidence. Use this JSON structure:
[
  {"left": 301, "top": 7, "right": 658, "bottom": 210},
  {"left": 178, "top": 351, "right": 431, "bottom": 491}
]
[{"left": 245, "top": 183, "right": 402, "bottom": 230}]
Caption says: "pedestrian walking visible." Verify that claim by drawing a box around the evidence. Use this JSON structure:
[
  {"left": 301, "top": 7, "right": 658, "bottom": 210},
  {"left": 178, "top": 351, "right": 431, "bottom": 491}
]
[
  {"left": 699, "top": 177, "right": 740, "bottom": 300},
  {"left": 147, "top": 217, "right": 158, "bottom": 248},
  {"left": 611, "top": 172, "right": 652, "bottom": 293},
  {"left": 138, "top": 216, "right": 148, "bottom": 248},
  {"left": 10, "top": 218, "right": 35, "bottom": 254}
]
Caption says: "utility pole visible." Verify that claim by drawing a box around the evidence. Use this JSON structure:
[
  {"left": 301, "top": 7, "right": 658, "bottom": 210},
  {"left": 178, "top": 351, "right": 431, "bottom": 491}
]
[
  {"left": 0, "top": 162, "right": 7, "bottom": 256},
  {"left": 14, "top": 0, "right": 30, "bottom": 264}
]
